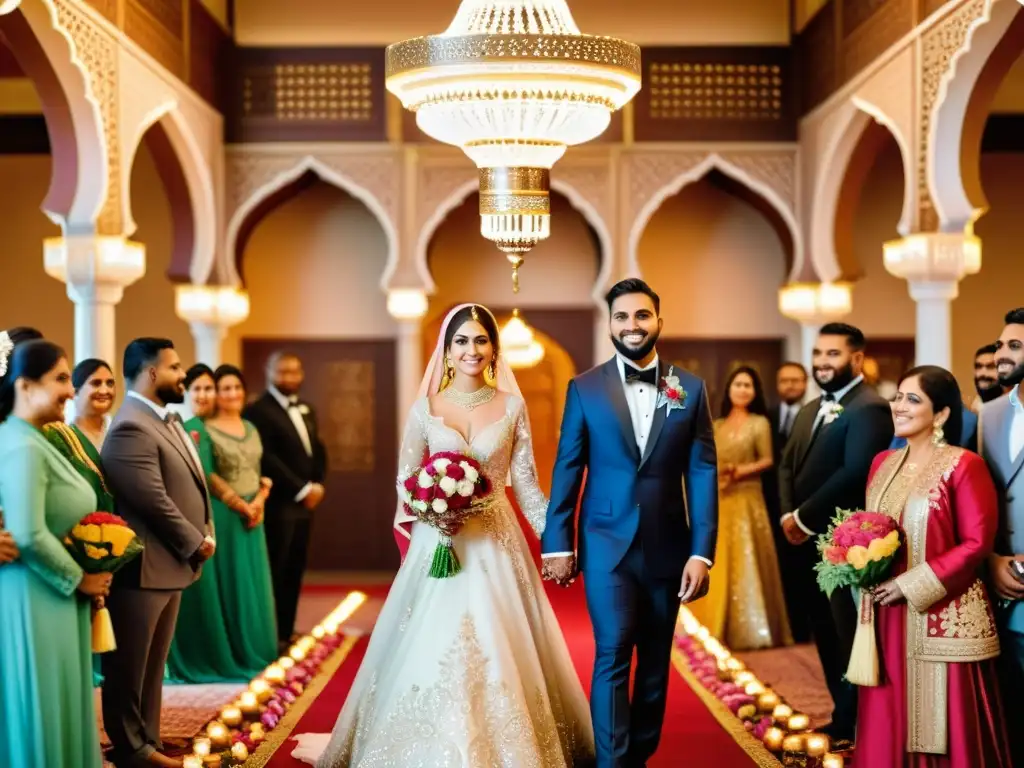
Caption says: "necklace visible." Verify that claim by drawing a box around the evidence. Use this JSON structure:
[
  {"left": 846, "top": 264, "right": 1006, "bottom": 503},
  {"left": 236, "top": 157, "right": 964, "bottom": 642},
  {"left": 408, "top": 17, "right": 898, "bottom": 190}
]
[{"left": 442, "top": 385, "right": 496, "bottom": 411}]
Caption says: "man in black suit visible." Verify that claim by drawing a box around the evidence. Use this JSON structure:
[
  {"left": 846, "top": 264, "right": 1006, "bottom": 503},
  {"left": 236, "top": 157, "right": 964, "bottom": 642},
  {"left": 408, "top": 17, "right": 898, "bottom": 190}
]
[
  {"left": 243, "top": 351, "right": 327, "bottom": 647},
  {"left": 764, "top": 361, "right": 809, "bottom": 641},
  {"left": 778, "top": 323, "right": 894, "bottom": 747}
]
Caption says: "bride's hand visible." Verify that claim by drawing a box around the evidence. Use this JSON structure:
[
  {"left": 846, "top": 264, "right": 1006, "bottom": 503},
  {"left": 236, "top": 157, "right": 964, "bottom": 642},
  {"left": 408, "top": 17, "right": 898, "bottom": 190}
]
[{"left": 872, "top": 580, "right": 905, "bottom": 606}]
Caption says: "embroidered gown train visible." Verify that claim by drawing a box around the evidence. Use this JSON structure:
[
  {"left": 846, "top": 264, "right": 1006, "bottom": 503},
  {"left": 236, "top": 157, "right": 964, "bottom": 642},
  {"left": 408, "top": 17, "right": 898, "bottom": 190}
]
[{"left": 292, "top": 394, "right": 594, "bottom": 767}]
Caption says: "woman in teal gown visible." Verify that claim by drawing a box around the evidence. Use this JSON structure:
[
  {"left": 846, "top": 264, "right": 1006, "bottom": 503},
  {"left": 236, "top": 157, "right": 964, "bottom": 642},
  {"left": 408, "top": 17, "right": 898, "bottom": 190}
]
[
  {"left": 42, "top": 358, "right": 117, "bottom": 688},
  {"left": 0, "top": 340, "right": 112, "bottom": 768},
  {"left": 166, "top": 364, "right": 259, "bottom": 683},
  {"left": 203, "top": 365, "right": 278, "bottom": 669}
]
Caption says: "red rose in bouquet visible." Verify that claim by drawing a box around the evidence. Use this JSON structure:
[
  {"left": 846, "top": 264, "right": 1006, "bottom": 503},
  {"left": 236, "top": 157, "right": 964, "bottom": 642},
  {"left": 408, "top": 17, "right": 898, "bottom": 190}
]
[{"left": 398, "top": 451, "right": 492, "bottom": 578}]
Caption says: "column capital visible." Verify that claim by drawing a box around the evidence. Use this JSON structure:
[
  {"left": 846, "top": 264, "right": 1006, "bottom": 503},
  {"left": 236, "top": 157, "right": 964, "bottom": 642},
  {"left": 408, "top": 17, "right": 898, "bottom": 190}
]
[
  {"left": 175, "top": 284, "right": 250, "bottom": 329},
  {"left": 882, "top": 232, "right": 981, "bottom": 284},
  {"left": 44, "top": 235, "right": 147, "bottom": 292},
  {"left": 907, "top": 279, "right": 960, "bottom": 303}
]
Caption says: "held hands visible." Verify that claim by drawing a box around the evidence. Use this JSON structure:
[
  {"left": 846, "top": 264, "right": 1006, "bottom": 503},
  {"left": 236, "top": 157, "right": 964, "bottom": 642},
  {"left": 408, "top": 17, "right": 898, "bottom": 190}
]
[
  {"left": 989, "top": 555, "right": 1024, "bottom": 601},
  {"left": 781, "top": 514, "right": 810, "bottom": 546},
  {"left": 679, "top": 558, "right": 710, "bottom": 603},
  {"left": 78, "top": 571, "right": 112, "bottom": 598},
  {"left": 542, "top": 555, "right": 577, "bottom": 587},
  {"left": 872, "top": 579, "right": 905, "bottom": 606},
  {"left": 0, "top": 530, "right": 18, "bottom": 564}
]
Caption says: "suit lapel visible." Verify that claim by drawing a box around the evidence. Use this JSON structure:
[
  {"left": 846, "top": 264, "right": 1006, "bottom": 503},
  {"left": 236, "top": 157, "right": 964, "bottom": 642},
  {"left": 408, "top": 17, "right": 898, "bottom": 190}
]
[
  {"left": 795, "top": 398, "right": 820, "bottom": 469},
  {"left": 127, "top": 399, "right": 204, "bottom": 486},
  {"left": 602, "top": 360, "right": 641, "bottom": 463},
  {"left": 640, "top": 361, "right": 666, "bottom": 468}
]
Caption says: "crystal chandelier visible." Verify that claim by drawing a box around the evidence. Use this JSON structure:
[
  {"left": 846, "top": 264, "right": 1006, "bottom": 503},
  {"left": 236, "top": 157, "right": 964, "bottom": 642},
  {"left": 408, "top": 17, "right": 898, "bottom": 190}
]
[
  {"left": 500, "top": 309, "right": 545, "bottom": 368},
  {"left": 386, "top": 0, "right": 641, "bottom": 292}
]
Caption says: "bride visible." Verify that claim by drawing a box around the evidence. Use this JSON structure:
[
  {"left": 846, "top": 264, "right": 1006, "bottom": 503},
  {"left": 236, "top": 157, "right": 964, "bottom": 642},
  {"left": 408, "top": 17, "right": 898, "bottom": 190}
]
[{"left": 292, "top": 304, "right": 595, "bottom": 767}]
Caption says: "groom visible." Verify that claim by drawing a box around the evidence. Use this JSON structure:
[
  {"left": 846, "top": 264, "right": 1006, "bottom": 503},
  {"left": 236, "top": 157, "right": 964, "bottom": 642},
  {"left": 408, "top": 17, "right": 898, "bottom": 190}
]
[{"left": 542, "top": 278, "right": 718, "bottom": 768}]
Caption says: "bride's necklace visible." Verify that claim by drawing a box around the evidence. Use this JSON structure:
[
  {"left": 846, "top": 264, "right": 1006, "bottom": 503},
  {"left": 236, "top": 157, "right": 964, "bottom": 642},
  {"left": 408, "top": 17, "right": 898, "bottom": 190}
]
[{"left": 442, "top": 385, "right": 496, "bottom": 411}]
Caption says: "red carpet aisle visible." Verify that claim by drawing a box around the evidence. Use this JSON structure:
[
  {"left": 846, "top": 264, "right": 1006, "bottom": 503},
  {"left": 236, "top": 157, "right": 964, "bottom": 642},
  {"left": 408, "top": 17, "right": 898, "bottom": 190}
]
[{"left": 258, "top": 576, "right": 773, "bottom": 767}]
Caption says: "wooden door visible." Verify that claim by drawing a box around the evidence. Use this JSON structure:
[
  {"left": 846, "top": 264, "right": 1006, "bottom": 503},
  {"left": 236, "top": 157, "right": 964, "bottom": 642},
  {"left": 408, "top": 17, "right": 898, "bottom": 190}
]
[
  {"left": 657, "top": 338, "right": 786, "bottom": 416},
  {"left": 241, "top": 339, "right": 399, "bottom": 572}
]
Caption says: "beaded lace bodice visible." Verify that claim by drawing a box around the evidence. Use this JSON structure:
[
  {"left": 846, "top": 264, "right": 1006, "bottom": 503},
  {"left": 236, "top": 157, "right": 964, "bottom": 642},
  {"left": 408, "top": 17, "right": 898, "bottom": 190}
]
[{"left": 397, "top": 395, "right": 548, "bottom": 537}]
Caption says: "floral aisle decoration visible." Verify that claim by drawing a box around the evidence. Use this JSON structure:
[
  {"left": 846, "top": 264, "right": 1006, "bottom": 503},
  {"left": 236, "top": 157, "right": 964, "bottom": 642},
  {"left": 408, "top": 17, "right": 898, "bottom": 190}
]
[
  {"left": 186, "top": 591, "right": 367, "bottom": 766},
  {"left": 675, "top": 607, "right": 846, "bottom": 767}
]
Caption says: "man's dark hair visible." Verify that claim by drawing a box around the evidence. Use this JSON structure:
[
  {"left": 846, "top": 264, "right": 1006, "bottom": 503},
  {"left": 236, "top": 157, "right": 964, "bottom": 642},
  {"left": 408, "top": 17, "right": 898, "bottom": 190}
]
[
  {"left": 819, "top": 322, "right": 866, "bottom": 352},
  {"left": 604, "top": 278, "right": 660, "bottom": 315},
  {"left": 1005, "top": 308, "right": 1024, "bottom": 326},
  {"left": 777, "top": 361, "right": 808, "bottom": 378},
  {"left": 975, "top": 343, "right": 998, "bottom": 358},
  {"left": 123, "top": 337, "right": 175, "bottom": 382}
]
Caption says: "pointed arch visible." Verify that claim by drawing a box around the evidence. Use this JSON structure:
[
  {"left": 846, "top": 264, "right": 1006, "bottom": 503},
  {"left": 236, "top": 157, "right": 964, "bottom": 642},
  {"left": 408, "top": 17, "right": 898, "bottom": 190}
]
[
  {"left": 415, "top": 176, "right": 613, "bottom": 302},
  {"left": 225, "top": 156, "right": 399, "bottom": 288},
  {"left": 627, "top": 153, "right": 802, "bottom": 279}
]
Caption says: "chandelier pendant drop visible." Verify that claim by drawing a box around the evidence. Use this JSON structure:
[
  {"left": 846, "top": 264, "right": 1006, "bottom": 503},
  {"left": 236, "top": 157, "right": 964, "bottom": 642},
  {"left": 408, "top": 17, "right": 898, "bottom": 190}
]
[{"left": 385, "top": 0, "right": 641, "bottom": 293}]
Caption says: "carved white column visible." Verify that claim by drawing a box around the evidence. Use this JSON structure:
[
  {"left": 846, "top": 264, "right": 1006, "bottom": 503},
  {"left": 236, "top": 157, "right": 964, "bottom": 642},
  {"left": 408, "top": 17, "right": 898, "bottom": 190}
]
[
  {"left": 388, "top": 289, "right": 429, "bottom": 427},
  {"left": 44, "top": 235, "right": 146, "bottom": 364},
  {"left": 175, "top": 285, "right": 251, "bottom": 367},
  {"left": 883, "top": 232, "right": 981, "bottom": 369}
]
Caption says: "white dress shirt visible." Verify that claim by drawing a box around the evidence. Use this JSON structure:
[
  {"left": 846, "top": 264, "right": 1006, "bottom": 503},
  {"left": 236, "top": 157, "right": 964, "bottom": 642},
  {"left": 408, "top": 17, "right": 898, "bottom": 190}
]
[
  {"left": 784, "top": 374, "right": 864, "bottom": 536},
  {"left": 268, "top": 385, "right": 315, "bottom": 502},
  {"left": 1010, "top": 386, "right": 1024, "bottom": 464},
  {"left": 545, "top": 355, "right": 712, "bottom": 568}
]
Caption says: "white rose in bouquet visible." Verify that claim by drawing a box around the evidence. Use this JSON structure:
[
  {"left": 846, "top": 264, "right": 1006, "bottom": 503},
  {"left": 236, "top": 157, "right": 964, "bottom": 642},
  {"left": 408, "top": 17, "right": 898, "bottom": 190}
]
[
  {"left": 456, "top": 480, "right": 475, "bottom": 497},
  {"left": 460, "top": 462, "right": 479, "bottom": 483},
  {"left": 417, "top": 469, "right": 434, "bottom": 488},
  {"left": 439, "top": 476, "right": 458, "bottom": 495},
  {"left": 431, "top": 498, "right": 448, "bottom": 514}
]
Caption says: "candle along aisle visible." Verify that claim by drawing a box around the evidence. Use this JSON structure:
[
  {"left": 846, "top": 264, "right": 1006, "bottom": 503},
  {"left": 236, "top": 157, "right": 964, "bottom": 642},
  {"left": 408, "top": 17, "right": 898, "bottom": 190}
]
[{"left": 674, "top": 605, "right": 838, "bottom": 763}]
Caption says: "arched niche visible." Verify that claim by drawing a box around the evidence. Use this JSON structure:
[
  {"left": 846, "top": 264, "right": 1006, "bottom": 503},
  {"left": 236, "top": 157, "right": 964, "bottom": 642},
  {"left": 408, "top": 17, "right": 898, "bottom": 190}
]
[
  {"left": 225, "top": 154, "right": 399, "bottom": 290},
  {"left": 0, "top": 1, "right": 105, "bottom": 230},
  {"left": 424, "top": 188, "right": 603, "bottom": 317},
  {"left": 928, "top": 0, "right": 1021, "bottom": 232},
  {"left": 415, "top": 174, "right": 613, "bottom": 304},
  {"left": 226, "top": 176, "right": 393, "bottom": 346},
  {"left": 810, "top": 100, "right": 913, "bottom": 281},
  {"left": 635, "top": 169, "right": 797, "bottom": 339}
]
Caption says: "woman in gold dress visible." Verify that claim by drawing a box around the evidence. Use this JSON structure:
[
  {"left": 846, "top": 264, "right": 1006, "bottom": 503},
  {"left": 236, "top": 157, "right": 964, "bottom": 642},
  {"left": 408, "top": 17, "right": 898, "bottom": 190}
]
[{"left": 689, "top": 366, "right": 793, "bottom": 650}]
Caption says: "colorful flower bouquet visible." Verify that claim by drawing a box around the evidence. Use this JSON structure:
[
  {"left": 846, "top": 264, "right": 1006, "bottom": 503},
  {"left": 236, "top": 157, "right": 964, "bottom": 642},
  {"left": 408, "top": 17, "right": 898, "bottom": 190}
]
[
  {"left": 399, "top": 451, "right": 492, "bottom": 578},
  {"left": 64, "top": 512, "right": 143, "bottom": 653},
  {"left": 815, "top": 509, "right": 902, "bottom": 686}
]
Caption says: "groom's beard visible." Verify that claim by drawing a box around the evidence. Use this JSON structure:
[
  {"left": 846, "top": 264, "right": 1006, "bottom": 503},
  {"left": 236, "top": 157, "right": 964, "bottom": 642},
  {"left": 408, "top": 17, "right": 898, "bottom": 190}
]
[{"left": 610, "top": 328, "right": 660, "bottom": 362}]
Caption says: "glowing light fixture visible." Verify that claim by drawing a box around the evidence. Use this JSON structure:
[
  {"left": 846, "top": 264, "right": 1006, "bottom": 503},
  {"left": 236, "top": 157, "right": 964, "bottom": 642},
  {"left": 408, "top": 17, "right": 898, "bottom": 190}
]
[
  {"left": 386, "top": 0, "right": 641, "bottom": 292},
  {"left": 500, "top": 309, "right": 545, "bottom": 368},
  {"left": 0, "top": 1, "right": 22, "bottom": 15},
  {"left": 175, "top": 284, "right": 251, "bottom": 326},
  {"left": 777, "top": 281, "right": 852, "bottom": 324},
  {"left": 387, "top": 288, "right": 429, "bottom": 320}
]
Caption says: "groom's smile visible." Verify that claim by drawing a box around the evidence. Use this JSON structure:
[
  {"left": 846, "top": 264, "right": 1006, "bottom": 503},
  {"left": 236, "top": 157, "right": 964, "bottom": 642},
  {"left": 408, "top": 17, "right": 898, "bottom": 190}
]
[{"left": 608, "top": 291, "right": 663, "bottom": 365}]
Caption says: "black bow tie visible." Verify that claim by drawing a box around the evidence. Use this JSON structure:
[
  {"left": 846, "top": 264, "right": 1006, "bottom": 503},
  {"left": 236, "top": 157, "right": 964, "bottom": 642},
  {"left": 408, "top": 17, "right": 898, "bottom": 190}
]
[{"left": 624, "top": 365, "right": 658, "bottom": 386}]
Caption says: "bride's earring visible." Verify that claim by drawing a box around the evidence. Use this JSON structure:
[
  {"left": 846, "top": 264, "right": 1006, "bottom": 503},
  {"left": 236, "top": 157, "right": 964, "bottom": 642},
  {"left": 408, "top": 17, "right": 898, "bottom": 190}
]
[
  {"left": 932, "top": 421, "right": 946, "bottom": 446},
  {"left": 442, "top": 355, "right": 455, "bottom": 390},
  {"left": 484, "top": 356, "right": 497, "bottom": 387}
]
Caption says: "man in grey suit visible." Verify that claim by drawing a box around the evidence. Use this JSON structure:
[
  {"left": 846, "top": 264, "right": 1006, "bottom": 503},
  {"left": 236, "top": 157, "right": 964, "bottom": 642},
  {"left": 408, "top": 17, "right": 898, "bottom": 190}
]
[
  {"left": 101, "top": 338, "right": 215, "bottom": 768},
  {"left": 980, "top": 308, "right": 1024, "bottom": 763}
]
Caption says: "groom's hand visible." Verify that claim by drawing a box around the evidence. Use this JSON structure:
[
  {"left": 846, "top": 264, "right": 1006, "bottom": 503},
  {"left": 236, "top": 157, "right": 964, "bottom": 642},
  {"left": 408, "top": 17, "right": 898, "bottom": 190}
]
[
  {"left": 542, "top": 555, "right": 577, "bottom": 586},
  {"left": 679, "top": 558, "right": 710, "bottom": 603}
]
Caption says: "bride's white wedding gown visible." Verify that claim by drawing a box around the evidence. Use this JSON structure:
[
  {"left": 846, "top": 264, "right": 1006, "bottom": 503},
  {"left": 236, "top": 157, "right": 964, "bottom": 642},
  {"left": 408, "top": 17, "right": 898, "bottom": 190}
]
[{"left": 292, "top": 394, "right": 595, "bottom": 767}]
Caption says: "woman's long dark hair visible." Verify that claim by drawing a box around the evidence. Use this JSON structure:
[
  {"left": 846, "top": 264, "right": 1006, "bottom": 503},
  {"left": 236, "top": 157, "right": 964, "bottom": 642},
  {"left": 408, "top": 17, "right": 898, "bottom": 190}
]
[
  {"left": 0, "top": 340, "right": 66, "bottom": 424},
  {"left": 720, "top": 366, "right": 769, "bottom": 418},
  {"left": 898, "top": 365, "right": 963, "bottom": 447}
]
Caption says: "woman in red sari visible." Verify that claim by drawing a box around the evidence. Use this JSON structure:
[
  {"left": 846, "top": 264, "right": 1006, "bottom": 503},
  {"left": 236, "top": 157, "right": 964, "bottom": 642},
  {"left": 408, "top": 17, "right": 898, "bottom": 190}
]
[{"left": 856, "top": 365, "right": 1010, "bottom": 767}]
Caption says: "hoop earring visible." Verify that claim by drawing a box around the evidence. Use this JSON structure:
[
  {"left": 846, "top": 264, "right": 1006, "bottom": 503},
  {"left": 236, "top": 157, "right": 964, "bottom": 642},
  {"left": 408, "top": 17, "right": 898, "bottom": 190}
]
[{"left": 932, "top": 422, "right": 946, "bottom": 446}]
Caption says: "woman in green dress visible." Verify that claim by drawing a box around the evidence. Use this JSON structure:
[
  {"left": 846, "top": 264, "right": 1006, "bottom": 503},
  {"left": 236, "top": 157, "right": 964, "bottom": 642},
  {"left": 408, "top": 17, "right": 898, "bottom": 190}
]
[
  {"left": 204, "top": 364, "right": 278, "bottom": 668},
  {"left": 0, "top": 340, "right": 112, "bottom": 768},
  {"left": 167, "top": 364, "right": 258, "bottom": 683},
  {"left": 42, "top": 359, "right": 117, "bottom": 687}
]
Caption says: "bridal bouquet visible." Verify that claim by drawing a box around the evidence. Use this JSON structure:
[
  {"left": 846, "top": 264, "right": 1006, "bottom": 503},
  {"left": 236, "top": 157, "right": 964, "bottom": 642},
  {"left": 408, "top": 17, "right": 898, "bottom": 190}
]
[
  {"left": 64, "top": 512, "right": 144, "bottom": 652},
  {"left": 399, "top": 451, "right": 492, "bottom": 579},
  {"left": 815, "top": 509, "right": 902, "bottom": 686}
]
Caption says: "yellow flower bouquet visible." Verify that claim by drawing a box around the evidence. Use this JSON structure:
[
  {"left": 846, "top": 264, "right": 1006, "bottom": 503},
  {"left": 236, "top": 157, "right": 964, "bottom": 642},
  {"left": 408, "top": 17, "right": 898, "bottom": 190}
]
[{"left": 64, "top": 512, "right": 143, "bottom": 652}]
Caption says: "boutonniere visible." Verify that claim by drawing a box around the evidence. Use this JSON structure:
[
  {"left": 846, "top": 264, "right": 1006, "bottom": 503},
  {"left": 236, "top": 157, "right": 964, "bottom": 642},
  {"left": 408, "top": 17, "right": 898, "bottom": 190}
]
[
  {"left": 297, "top": 404, "right": 310, "bottom": 416},
  {"left": 822, "top": 402, "right": 844, "bottom": 425},
  {"left": 657, "top": 366, "right": 687, "bottom": 412}
]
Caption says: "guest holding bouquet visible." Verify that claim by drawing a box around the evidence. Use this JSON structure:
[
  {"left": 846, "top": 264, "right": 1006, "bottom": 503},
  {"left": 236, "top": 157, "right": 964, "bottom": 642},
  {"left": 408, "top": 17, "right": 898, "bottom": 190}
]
[
  {"left": 200, "top": 364, "right": 277, "bottom": 669},
  {"left": 0, "top": 339, "right": 111, "bottom": 768},
  {"left": 855, "top": 366, "right": 1010, "bottom": 767},
  {"left": 168, "top": 364, "right": 260, "bottom": 682}
]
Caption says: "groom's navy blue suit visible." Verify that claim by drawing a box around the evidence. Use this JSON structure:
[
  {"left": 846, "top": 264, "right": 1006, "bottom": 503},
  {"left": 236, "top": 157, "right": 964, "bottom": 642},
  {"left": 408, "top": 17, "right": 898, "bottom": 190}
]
[{"left": 542, "top": 358, "right": 718, "bottom": 767}]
